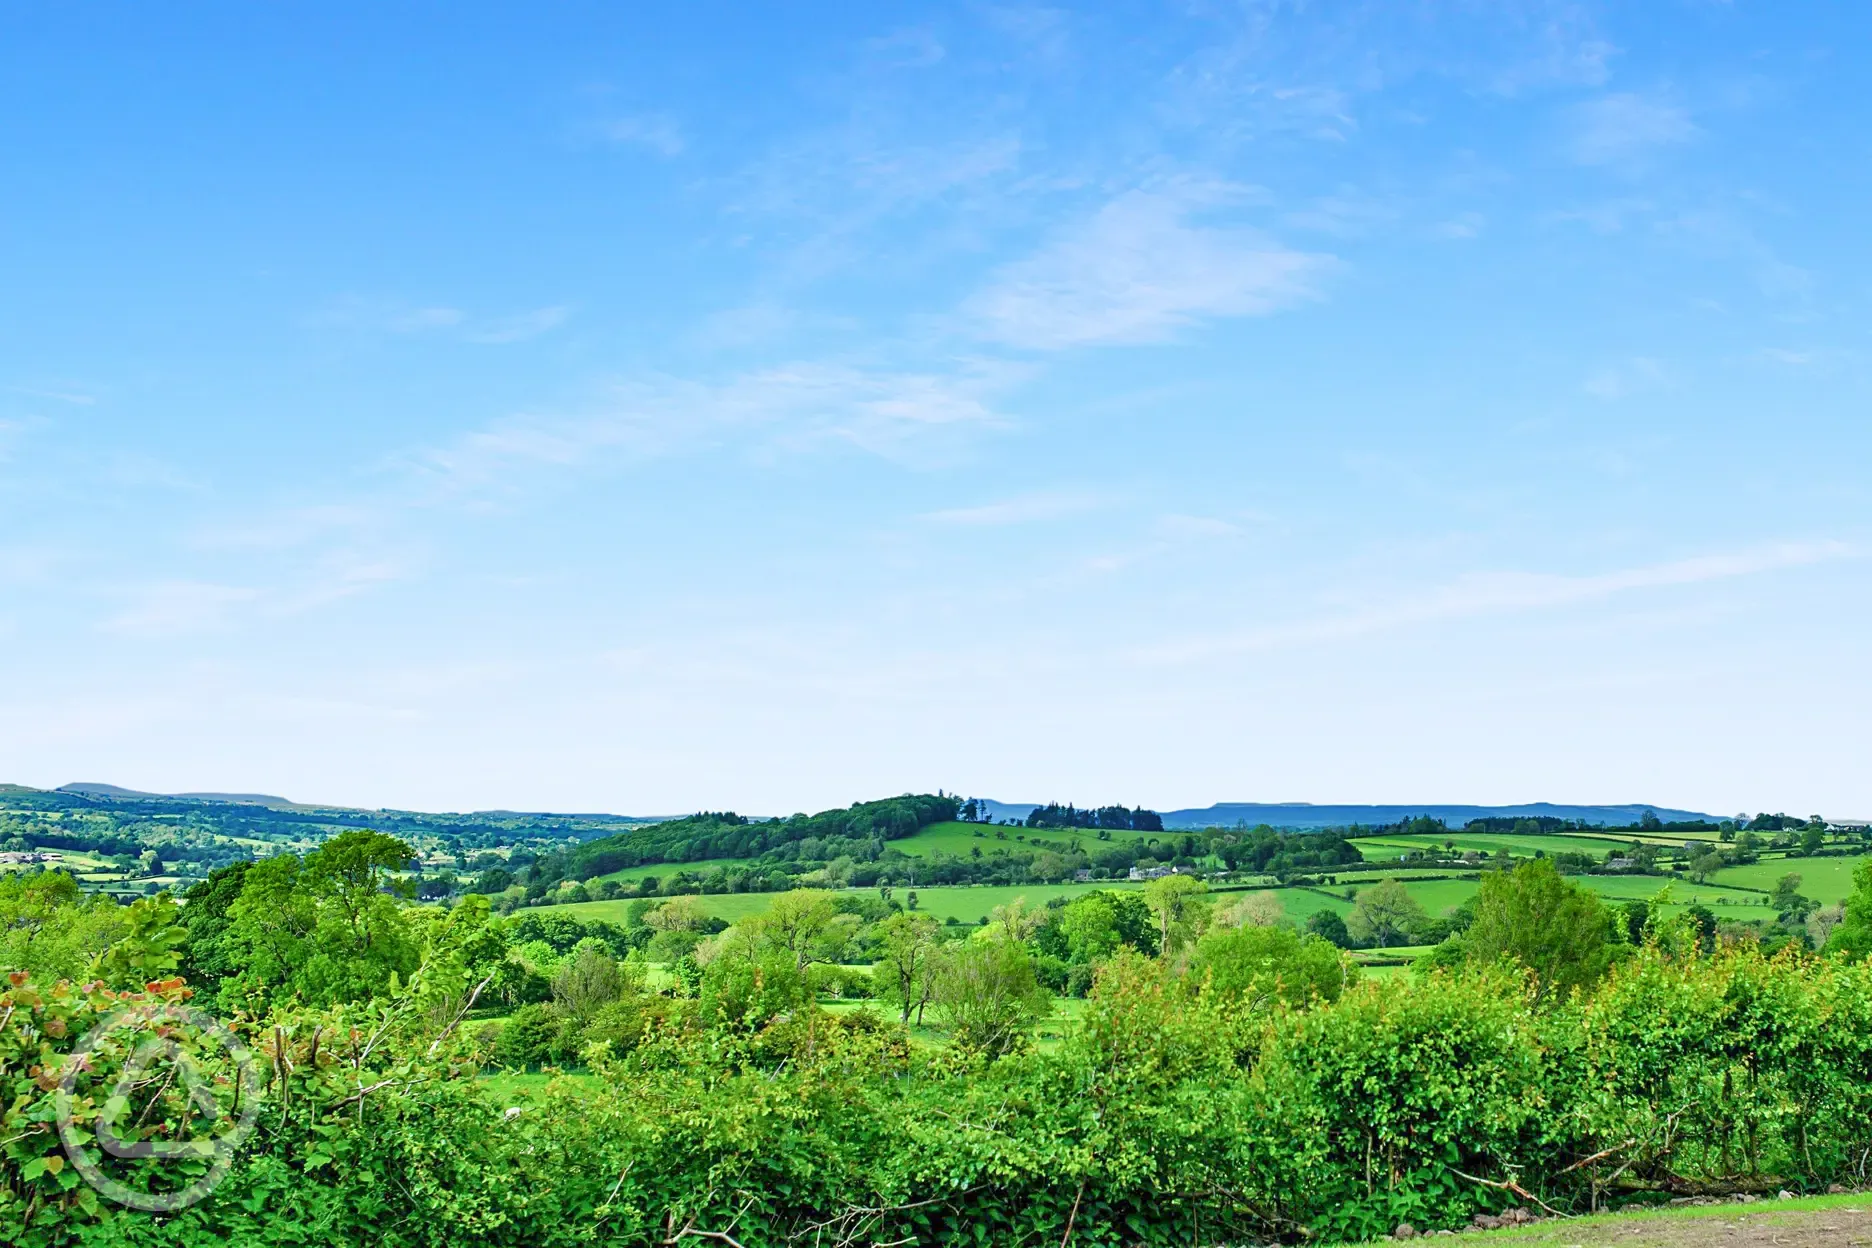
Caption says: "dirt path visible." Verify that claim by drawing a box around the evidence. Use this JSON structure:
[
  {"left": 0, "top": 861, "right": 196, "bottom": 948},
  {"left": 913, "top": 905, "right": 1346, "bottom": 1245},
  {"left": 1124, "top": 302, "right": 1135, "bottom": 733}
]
[{"left": 1442, "top": 1198, "right": 1872, "bottom": 1247}]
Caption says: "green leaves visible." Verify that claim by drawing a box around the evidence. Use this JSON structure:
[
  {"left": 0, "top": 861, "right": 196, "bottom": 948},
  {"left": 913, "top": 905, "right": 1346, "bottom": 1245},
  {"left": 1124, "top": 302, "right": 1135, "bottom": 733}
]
[{"left": 14, "top": 923, "right": 1872, "bottom": 1245}]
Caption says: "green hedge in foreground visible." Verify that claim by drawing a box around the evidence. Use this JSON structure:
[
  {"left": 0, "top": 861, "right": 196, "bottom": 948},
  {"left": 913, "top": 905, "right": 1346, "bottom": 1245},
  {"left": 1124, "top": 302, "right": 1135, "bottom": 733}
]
[{"left": 8, "top": 942, "right": 1872, "bottom": 1247}]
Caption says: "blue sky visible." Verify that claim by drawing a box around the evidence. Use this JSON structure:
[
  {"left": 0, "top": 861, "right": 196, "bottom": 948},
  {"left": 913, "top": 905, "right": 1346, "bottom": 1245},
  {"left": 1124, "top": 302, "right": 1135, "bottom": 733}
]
[{"left": 2, "top": 2, "right": 1868, "bottom": 817}]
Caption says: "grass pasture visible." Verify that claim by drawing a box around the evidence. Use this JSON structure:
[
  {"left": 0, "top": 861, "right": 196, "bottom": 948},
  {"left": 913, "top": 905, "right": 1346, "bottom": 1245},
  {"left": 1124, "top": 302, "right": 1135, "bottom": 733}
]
[
  {"left": 541, "top": 852, "right": 1872, "bottom": 939},
  {"left": 592, "top": 856, "right": 751, "bottom": 885},
  {"left": 1354, "top": 830, "right": 1636, "bottom": 859},
  {"left": 543, "top": 880, "right": 1148, "bottom": 929},
  {"left": 1715, "top": 854, "right": 1867, "bottom": 903},
  {"left": 885, "top": 821, "right": 1160, "bottom": 858}
]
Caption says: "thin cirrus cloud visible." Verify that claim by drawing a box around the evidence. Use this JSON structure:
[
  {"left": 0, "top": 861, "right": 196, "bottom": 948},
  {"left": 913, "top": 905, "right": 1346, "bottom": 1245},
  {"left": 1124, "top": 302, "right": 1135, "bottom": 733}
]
[
  {"left": 314, "top": 299, "right": 569, "bottom": 343},
  {"left": 1136, "top": 540, "right": 1857, "bottom": 664},
  {"left": 603, "top": 113, "right": 685, "bottom": 157},
  {"left": 464, "top": 306, "right": 571, "bottom": 344},
  {"left": 101, "top": 581, "right": 261, "bottom": 638},
  {"left": 1566, "top": 91, "right": 1696, "bottom": 166},
  {"left": 964, "top": 187, "right": 1330, "bottom": 350},
  {"left": 922, "top": 490, "right": 1106, "bottom": 527},
  {"left": 411, "top": 360, "right": 1013, "bottom": 489}
]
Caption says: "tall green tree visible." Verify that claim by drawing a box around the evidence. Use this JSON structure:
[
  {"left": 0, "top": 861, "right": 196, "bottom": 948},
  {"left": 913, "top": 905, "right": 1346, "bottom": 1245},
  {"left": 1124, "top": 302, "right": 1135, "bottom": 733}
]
[
  {"left": 1455, "top": 858, "right": 1616, "bottom": 1002},
  {"left": 0, "top": 872, "right": 132, "bottom": 982},
  {"left": 1824, "top": 859, "right": 1872, "bottom": 960},
  {"left": 929, "top": 935, "right": 1050, "bottom": 1056},
  {"left": 1346, "top": 879, "right": 1428, "bottom": 949},
  {"left": 221, "top": 831, "right": 419, "bottom": 1005},
  {"left": 873, "top": 912, "right": 942, "bottom": 1024},
  {"left": 1143, "top": 874, "right": 1208, "bottom": 959},
  {"left": 1189, "top": 924, "right": 1357, "bottom": 1011}
]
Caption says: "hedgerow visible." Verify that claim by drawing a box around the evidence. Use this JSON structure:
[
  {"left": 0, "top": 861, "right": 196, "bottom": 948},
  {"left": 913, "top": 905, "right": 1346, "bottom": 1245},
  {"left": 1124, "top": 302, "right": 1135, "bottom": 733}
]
[{"left": 9, "top": 941, "right": 1872, "bottom": 1245}]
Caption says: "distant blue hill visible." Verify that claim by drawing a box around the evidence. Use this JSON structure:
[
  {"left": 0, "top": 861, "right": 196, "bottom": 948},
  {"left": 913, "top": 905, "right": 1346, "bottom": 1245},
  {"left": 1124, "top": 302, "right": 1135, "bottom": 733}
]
[
  {"left": 1161, "top": 802, "right": 1717, "bottom": 829},
  {"left": 59, "top": 783, "right": 298, "bottom": 808},
  {"left": 981, "top": 799, "right": 1718, "bottom": 829}
]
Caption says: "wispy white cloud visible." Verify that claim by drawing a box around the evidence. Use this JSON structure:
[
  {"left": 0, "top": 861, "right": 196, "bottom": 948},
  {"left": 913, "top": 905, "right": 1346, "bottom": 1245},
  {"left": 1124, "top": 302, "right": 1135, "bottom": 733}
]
[
  {"left": 1567, "top": 92, "right": 1696, "bottom": 166},
  {"left": 863, "top": 27, "right": 945, "bottom": 69},
  {"left": 965, "top": 184, "right": 1329, "bottom": 350},
  {"left": 0, "top": 418, "right": 34, "bottom": 461},
  {"left": 1138, "top": 541, "right": 1857, "bottom": 664},
  {"left": 0, "top": 543, "right": 64, "bottom": 583},
  {"left": 1584, "top": 356, "right": 1671, "bottom": 401},
  {"left": 465, "top": 306, "right": 571, "bottom": 344},
  {"left": 603, "top": 113, "right": 685, "bottom": 157},
  {"left": 102, "top": 581, "right": 260, "bottom": 638},
  {"left": 6, "top": 385, "right": 96, "bottom": 406},
  {"left": 923, "top": 489, "right": 1104, "bottom": 527},
  {"left": 193, "top": 503, "right": 378, "bottom": 552},
  {"left": 413, "top": 360, "right": 1014, "bottom": 488},
  {"left": 388, "top": 306, "right": 466, "bottom": 333},
  {"left": 1153, "top": 514, "right": 1241, "bottom": 540},
  {"left": 314, "top": 298, "right": 568, "bottom": 343},
  {"left": 1435, "top": 212, "right": 1485, "bottom": 240}
]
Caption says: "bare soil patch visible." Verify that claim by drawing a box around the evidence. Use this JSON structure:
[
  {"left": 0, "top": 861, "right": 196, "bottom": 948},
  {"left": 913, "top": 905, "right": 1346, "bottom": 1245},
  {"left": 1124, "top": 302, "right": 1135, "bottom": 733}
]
[{"left": 1440, "top": 1198, "right": 1872, "bottom": 1247}]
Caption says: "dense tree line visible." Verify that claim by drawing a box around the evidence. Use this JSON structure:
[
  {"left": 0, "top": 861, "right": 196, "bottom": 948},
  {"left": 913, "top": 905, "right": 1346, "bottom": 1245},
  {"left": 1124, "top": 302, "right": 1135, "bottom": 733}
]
[
  {"left": 560, "top": 794, "right": 961, "bottom": 879},
  {"left": 1023, "top": 802, "right": 1164, "bottom": 832}
]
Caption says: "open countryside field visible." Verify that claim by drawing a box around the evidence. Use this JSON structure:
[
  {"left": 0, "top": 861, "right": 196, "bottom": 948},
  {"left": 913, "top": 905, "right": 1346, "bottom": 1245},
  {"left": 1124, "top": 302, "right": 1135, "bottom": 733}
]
[
  {"left": 592, "top": 856, "right": 750, "bottom": 884},
  {"left": 547, "top": 880, "right": 1151, "bottom": 927},
  {"left": 586, "top": 821, "right": 1164, "bottom": 884},
  {"left": 542, "top": 858, "right": 1837, "bottom": 932},
  {"left": 1354, "top": 830, "right": 1638, "bottom": 858},
  {"left": 1715, "top": 853, "right": 1866, "bottom": 902},
  {"left": 883, "top": 820, "right": 1159, "bottom": 857}
]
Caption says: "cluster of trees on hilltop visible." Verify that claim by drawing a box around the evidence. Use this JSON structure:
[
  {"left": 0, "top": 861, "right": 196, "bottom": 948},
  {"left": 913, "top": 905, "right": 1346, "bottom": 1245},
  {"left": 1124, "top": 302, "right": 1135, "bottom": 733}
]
[
  {"left": 1215, "top": 826, "right": 1363, "bottom": 874},
  {"left": 522, "top": 794, "right": 962, "bottom": 886},
  {"left": 1023, "top": 802, "right": 1164, "bottom": 832}
]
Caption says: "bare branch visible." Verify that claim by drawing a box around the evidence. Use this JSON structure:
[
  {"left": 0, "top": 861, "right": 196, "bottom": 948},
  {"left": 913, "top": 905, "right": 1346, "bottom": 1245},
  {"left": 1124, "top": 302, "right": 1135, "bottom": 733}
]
[{"left": 1451, "top": 1169, "right": 1566, "bottom": 1219}]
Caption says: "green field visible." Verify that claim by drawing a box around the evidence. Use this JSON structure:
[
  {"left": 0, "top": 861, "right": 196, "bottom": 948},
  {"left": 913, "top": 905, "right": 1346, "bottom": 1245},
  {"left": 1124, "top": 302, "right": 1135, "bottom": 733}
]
[
  {"left": 881, "top": 821, "right": 1172, "bottom": 859},
  {"left": 1354, "top": 830, "right": 1636, "bottom": 859},
  {"left": 541, "top": 854, "right": 1869, "bottom": 936},
  {"left": 1714, "top": 854, "right": 1867, "bottom": 903},
  {"left": 587, "top": 822, "right": 1163, "bottom": 885},
  {"left": 544, "top": 893, "right": 780, "bottom": 925},
  {"left": 544, "top": 880, "right": 1150, "bottom": 928},
  {"left": 592, "top": 856, "right": 751, "bottom": 884}
]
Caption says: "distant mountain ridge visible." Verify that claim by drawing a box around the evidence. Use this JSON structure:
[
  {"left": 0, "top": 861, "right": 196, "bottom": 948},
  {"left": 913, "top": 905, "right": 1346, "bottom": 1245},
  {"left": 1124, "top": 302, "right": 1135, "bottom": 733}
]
[
  {"left": 1164, "top": 801, "right": 1717, "bottom": 829},
  {"left": 981, "top": 799, "right": 1718, "bottom": 828},
  {"left": 46, "top": 784, "right": 1718, "bottom": 829},
  {"left": 58, "top": 783, "right": 298, "bottom": 808}
]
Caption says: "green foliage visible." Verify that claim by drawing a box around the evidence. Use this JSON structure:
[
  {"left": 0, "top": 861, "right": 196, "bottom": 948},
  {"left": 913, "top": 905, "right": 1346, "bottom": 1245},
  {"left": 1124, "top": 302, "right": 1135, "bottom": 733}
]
[
  {"left": 86, "top": 897, "right": 185, "bottom": 990},
  {"left": 567, "top": 794, "right": 960, "bottom": 878},
  {"left": 872, "top": 912, "right": 941, "bottom": 1023},
  {"left": 1141, "top": 874, "right": 1208, "bottom": 958},
  {"left": 1305, "top": 908, "right": 1352, "bottom": 948},
  {"left": 697, "top": 950, "right": 811, "bottom": 1032},
  {"left": 17, "top": 828, "right": 1872, "bottom": 1247},
  {"left": 1455, "top": 858, "right": 1620, "bottom": 1002},
  {"left": 1825, "top": 858, "right": 1872, "bottom": 959},
  {"left": 1189, "top": 923, "right": 1357, "bottom": 1011},
  {"left": 1347, "top": 878, "right": 1431, "bottom": 948},
  {"left": 1035, "top": 889, "right": 1159, "bottom": 963},
  {"left": 1253, "top": 969, "right": 1549, "bottom": 1238},
  {"left": 214, "top": 833, "right": 420, "bottom": 1007},
  {"left": 928, "top": 935, "right": 1050, "bottom": 1056}
]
